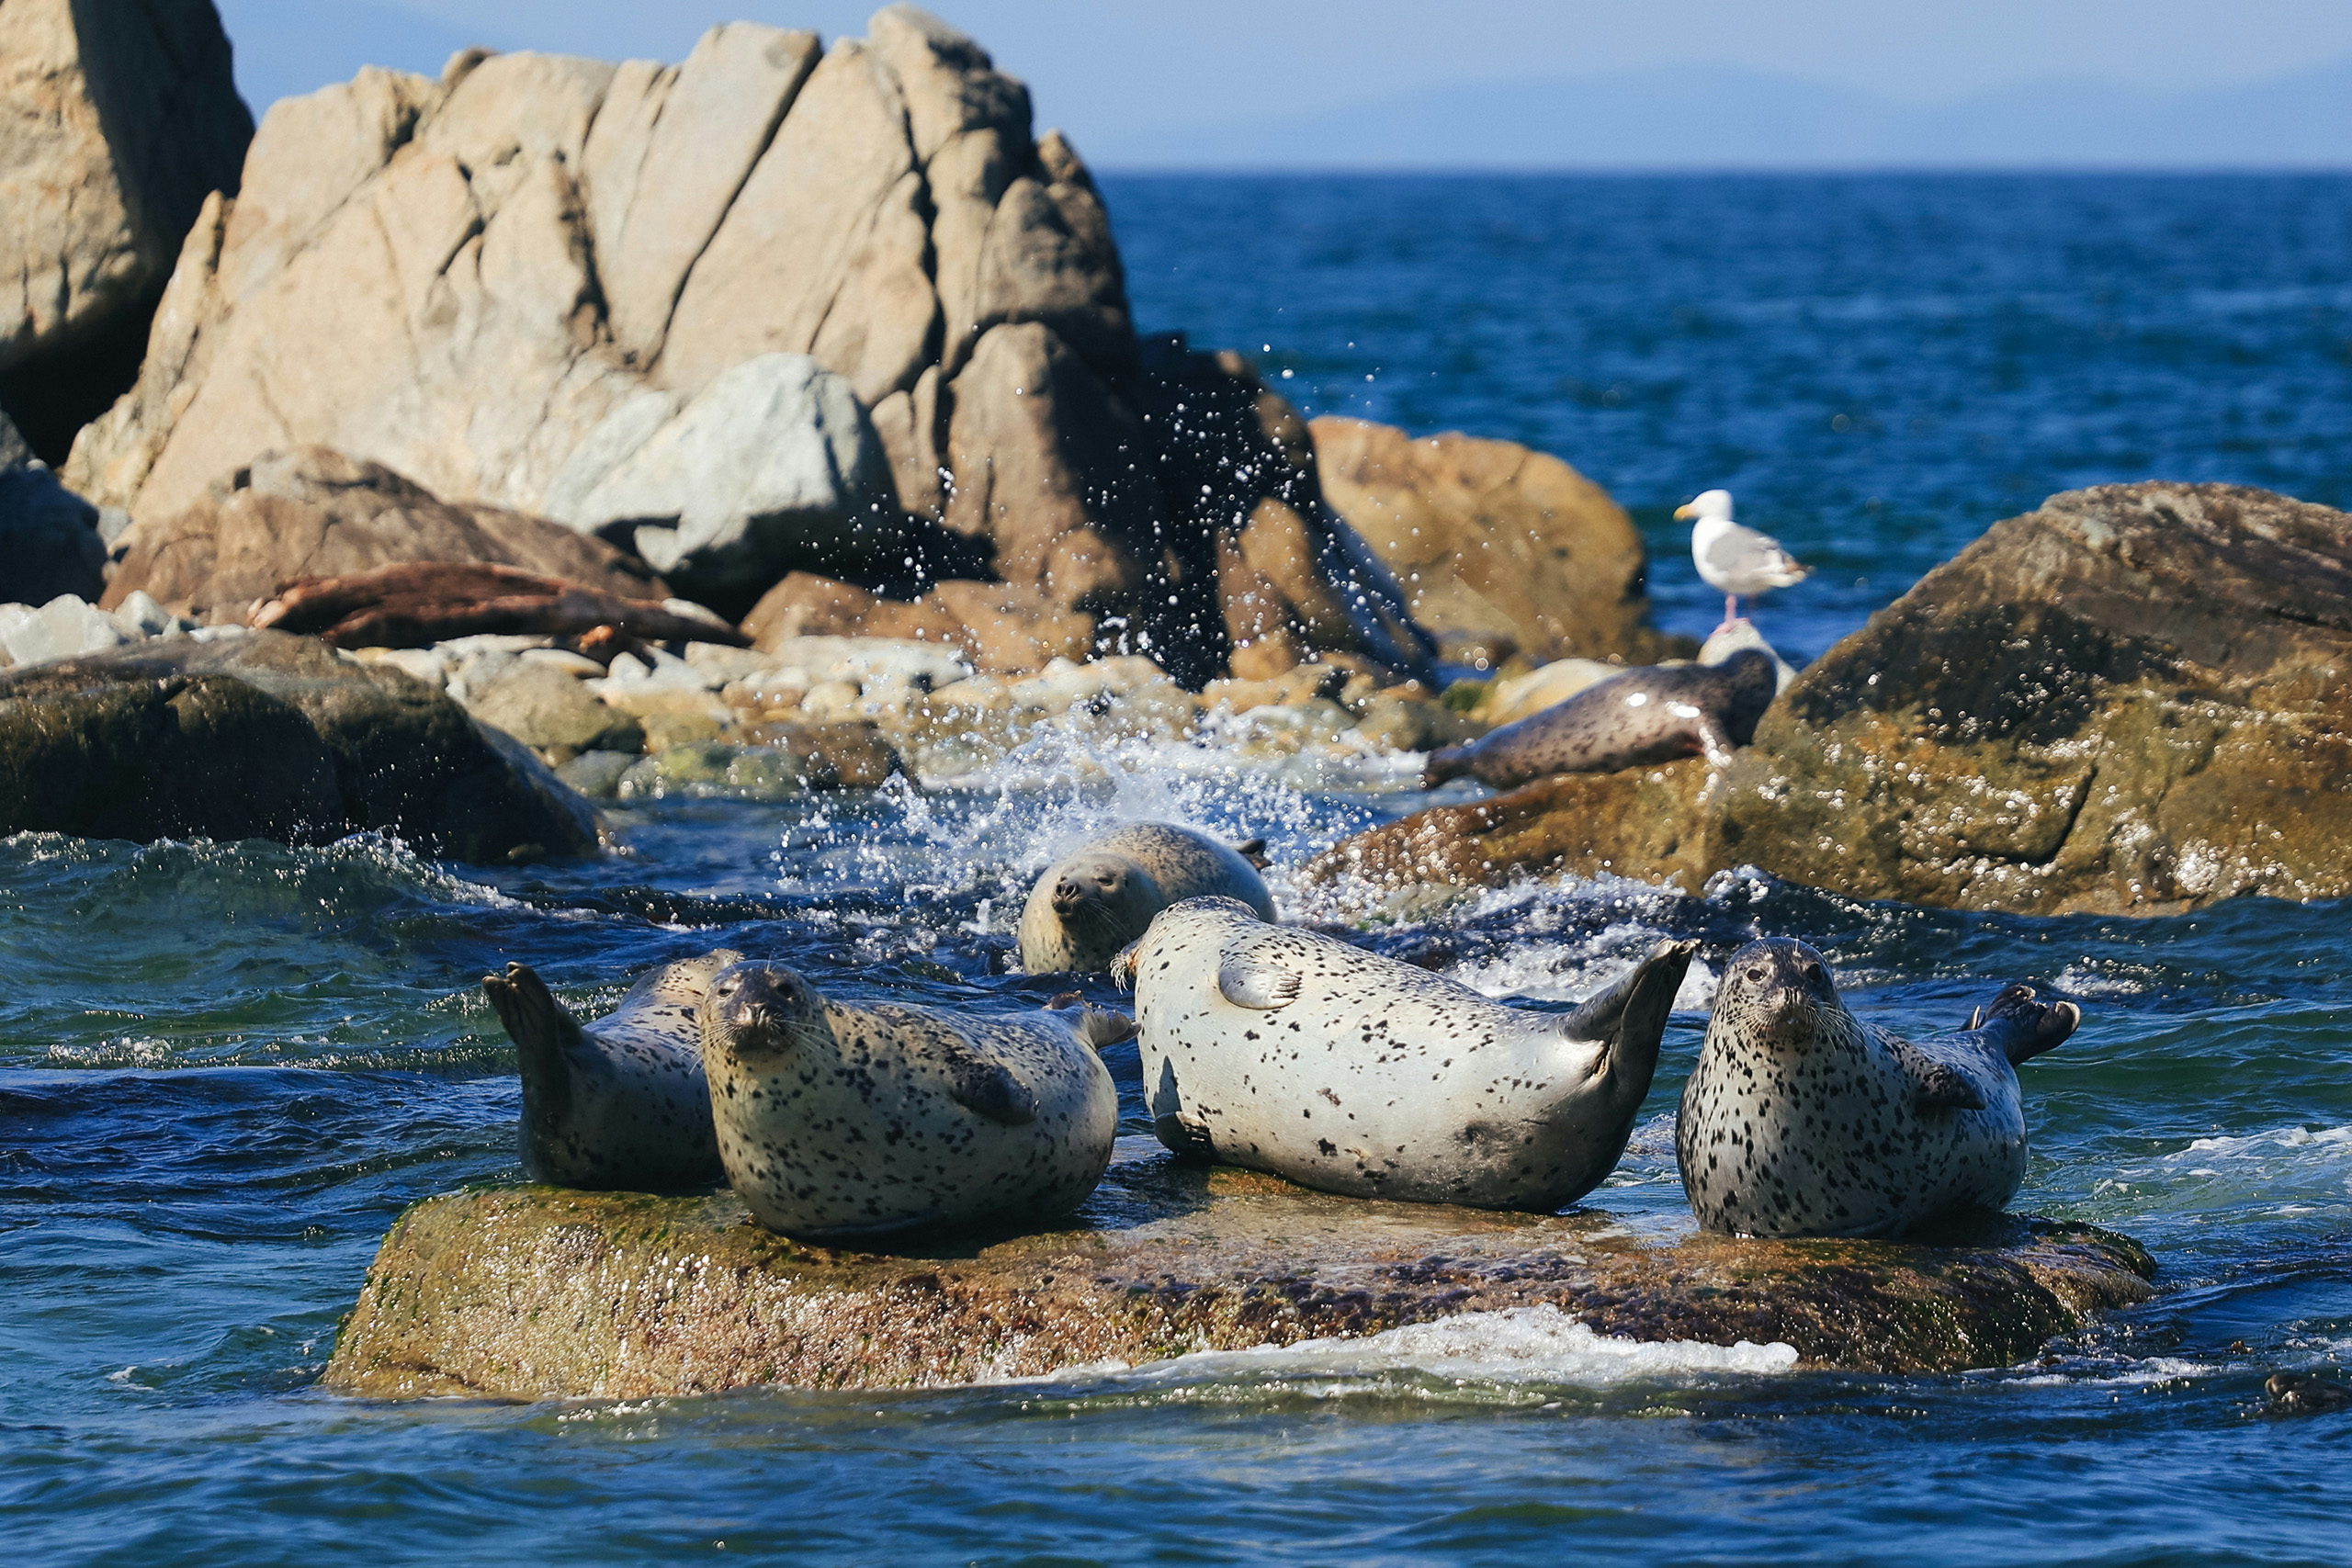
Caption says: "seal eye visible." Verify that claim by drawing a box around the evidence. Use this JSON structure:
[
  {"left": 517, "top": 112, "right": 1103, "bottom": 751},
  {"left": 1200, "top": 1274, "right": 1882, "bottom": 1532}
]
[
  {"left": 1745, "top": 965, "right": 1766, "bottom": 985},
  {"left": 1802, "top": 961, "right": 1826, "bottom": 987},
  {"left": 716, "top": 979, "right": 739, "bottom": 998}
]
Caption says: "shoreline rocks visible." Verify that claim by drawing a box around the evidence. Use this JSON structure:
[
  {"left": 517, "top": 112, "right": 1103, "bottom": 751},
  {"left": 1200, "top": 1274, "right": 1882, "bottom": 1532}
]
[
  {"left": 1315, "top": 482, "right": 2352, "bottom": 917},
  {"left": 0, "top": 629, "right": 596, "bottom": 861},
  {"left": 321, "top": 1146, "right": 2156, "bottom": 1398}
]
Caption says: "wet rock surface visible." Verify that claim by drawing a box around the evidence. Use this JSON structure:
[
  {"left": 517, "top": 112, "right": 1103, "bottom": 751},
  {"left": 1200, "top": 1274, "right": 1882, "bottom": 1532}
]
[
  {"left": 0, "top": 629, "right": 597, "bottom": 860},
  {"left": 323, "top": 1144, "right": 2154, "bottom": 1398},
  {"left": 1319, "top": 483, "right": 2352, "bottom": 915}
]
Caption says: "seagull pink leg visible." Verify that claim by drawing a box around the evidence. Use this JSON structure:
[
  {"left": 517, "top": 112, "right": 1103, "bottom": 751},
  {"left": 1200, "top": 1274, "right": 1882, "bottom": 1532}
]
[{"left": 1724, "top": 593, "right": 1739, "bottom": 628}]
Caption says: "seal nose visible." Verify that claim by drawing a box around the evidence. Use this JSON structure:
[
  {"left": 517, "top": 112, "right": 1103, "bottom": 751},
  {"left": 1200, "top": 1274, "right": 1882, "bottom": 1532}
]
[
  {"left": 1050, "top": 876, "right": 1086, "bottom": 913},
  {"left": 722, "top": 968, "right": 799, "bottom": 1032}
]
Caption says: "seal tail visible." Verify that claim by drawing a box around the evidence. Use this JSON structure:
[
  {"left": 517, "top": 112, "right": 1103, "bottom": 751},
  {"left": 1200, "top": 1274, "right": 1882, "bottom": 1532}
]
[
  {"left": 1422, "top": 747, "right": 1472, "bottom": 788},
  {"left": 1561, "top": 938, "right": 1698, "bottom": 1095},
  {"left": 483, "top": 963, "right": 584, "bottom": 1169},
  {"left": 1963, "top": 983, "right": 2081, "bottom": 1066},
  {"left": 1046, "top": 991, "right": 1138, "bottom": 1050}
]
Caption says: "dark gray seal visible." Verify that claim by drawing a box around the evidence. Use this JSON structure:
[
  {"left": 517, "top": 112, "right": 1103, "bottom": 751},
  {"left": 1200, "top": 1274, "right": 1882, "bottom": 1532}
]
[
  {"left": 1112, "top": 896, "right": 1697, "bottom": 1211},
  {"left": 1017, "top": 822, "right": 1276, "bottom": 974},
  {"left": 1676, "top": 938, "right": 2081, "bottom": 1238},
  {"left": 484, "top": 950, "right": 740, "bottom": 1192},
  {"left": 1425, "top": 649, "right": 1778, "bottom": 790},
  {"left": 700, "top": 961, "right": 1131, "bottom": 1239}
]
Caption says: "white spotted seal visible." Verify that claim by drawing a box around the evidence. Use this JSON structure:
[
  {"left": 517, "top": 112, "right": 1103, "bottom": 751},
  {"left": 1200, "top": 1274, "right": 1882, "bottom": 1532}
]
[
  {"left": 1111, "top": 897, "right": 1697, "bottom": 1210},
  {"left": 483, "top": 950, "right": 741, "bottom": 1191},
  {"left": 1016, "top": 822, "right": 1276, "bottom": 974},
  {"left": 699, "top": 962, "right": 1132, "bottom": 1239},
  {"left": 1676, "top": 938, "right": 2081, "bottom": 1238},
  {"left": 1425, "top": 649, "right": 1777, "bottom": 790}
]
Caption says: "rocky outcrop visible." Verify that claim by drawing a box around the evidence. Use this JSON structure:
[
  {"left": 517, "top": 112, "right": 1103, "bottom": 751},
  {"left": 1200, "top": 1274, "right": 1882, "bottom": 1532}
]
[
  {"left": 319, "top": 1149, "right": 2154, "bottom": 1398},
  {"left": 0, "top": 0, "right": 253, "bottom": 461},
  {"left": 101, "top": 447, "right": 665, "bottom": 623},
  {"left": 1314, "top": 417, "right": 1687, "bottom": 668},
  {"left": 0, "top": 629, "right": 597, "bottom": 860},
  {"left": 1315, "top": 483, "right": 2352, "bottom": 916},
  {"left": 59, "top": 12, "right": 1459, "bottom": 685},
  {"left": 61, "top": 11, "right": 1131, "bottom": 618}
]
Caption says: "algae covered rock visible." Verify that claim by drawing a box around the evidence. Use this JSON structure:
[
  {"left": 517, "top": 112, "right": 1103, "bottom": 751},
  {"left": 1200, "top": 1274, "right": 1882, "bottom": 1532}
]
[
  {"left": 322, "top": 1145, "right": 2154, "bottom": 1399},
  {"left": 0, "top": 629, "right": 597, "bottom": 860},
  {"left": 1317, "top": 483, "right": 2352, "bottom": 915}
]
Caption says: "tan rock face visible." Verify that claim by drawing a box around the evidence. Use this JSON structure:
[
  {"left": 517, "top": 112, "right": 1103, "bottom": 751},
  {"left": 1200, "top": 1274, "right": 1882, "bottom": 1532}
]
[
  {"left": 61, "top": 10, "right": 1136, "bottom": 578},
  {"left": 0, "top": 0, "right": 252, "bottom": 452},
  {"left": 1313, "top": 416, "right": 1684, "bottom": 667},
  {"left": 944, "top": 321, "right": 1164, "bottom": 605},
  {"left": 1314, "top": 482, "right": 2352, "bottom": 917},
  {"left": 319, "top": 1155, "right": 2154, "bottom": 1398},
  {"left": 102, "top": 446, "right": 664, "bottom": 622}
]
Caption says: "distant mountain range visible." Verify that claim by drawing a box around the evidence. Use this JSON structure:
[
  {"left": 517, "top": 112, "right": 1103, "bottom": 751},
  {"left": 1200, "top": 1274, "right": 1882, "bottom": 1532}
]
[{"left": 1086, "top": 58, "right": 2352, "bottom": 171}]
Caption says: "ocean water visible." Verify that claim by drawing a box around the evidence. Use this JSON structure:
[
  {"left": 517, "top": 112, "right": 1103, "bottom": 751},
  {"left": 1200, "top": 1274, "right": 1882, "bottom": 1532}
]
[{"left": 6, "top": 175, "right": 2352, "bottom": 1564}]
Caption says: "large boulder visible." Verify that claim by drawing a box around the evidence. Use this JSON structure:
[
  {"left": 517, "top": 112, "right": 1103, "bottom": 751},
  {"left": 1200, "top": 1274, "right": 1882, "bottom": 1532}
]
[
  {"left": 102, "top": 447, "right": 664, "bottom": 623},
  {"left": 1314, "top": 417, "right": 1687, "bottom": 668},
  {"left": 0, "top": 0, "right": 253, "bottom": 460},
  {"left": 0, "top": 629, "right": 597, "bottom": 861},
  {"left": 1314, "top": 483, "right": 2352, "bottom": 917},
  {"left": 61, "top": 11, "right": 1131, "bottom": 593},
  {"left": 320, "top": 1153, "right": 2154, "bottom": 1398}
]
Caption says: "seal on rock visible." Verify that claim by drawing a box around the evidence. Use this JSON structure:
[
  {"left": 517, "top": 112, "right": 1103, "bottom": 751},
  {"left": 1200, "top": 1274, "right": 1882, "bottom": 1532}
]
[
  {"left": 1424, "top": 649, "right": 1778, "bottom": 790},
  {"left": 700, "top": 962, "right": 1132, "bottom": 1239},
  {"left": 1017, "top": 822, "right": 1277, "bottom": 974},
  {"left": 1111, "top": 897, "right": 1697, "bottom": 1210},
  {"left": 484, "top": 950, "right": 741, "bottom": 1192},
  {"left": 1676, "top": 938, "right": 2081, "bottom": 1239}
]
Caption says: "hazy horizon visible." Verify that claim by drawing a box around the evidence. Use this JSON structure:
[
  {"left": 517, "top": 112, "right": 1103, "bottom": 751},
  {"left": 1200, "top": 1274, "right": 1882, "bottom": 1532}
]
[{"left": 213, "top": 0, "right": 2352, "bottom": 170}]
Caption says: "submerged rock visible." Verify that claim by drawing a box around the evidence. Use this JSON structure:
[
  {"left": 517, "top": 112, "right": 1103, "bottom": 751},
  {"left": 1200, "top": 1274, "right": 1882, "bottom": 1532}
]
[
  {"left": 0, "top": 629, "right": 597, "bottom": 860},
  {"left": 321, "top": 1146, "right": 2154, "bottom": 1398},
  {"left": 1318, "top": 483, "right": 2352, "bottom": 915}
]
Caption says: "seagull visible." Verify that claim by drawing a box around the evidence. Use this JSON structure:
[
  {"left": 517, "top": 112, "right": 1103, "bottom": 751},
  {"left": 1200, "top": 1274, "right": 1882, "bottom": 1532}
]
[{"left": 1675, "top": 489, "right": 1809, "bottom": 633}]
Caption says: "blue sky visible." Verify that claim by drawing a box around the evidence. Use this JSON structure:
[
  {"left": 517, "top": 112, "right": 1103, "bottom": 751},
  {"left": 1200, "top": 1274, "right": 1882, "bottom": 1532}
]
[{"left": 215, "top": 1, "right": 2352, "bottom": 166}]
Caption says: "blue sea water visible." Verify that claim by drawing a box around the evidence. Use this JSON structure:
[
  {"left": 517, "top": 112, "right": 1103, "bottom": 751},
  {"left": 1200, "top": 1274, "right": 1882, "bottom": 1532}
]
[{"left": 6, "top": 175, "right": 2352, "bottom": 1565}]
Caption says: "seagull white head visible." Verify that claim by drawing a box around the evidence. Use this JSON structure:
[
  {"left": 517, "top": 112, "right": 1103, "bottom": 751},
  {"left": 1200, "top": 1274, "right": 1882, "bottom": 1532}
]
[{"left": 1673, "top": 489, "right": 1735, "bottom": 524}]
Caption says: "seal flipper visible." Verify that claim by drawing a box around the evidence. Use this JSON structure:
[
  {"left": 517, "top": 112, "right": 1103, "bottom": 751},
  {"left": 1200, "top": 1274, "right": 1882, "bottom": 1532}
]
[
  {"left": 1046, "top": 992, "right": 1137, "bottom": 1050},
  {"left": 1234, "top": 837, "right": 1272, "bottom": 870},
  {"left": 484, "top": 963, "right": 586, "bottom": 1173},
  {"left": 1691, "top": 712, "right": 1739, "bottom": 769},
  {"left": 1898, "top": 1047, "right": 1988, "bottom": 1112},
  {"left": 934, "top": 1030, "right": 1041, "bottom": 1125},
  {"left": 1559, "top": 939, "right": 1697, "bottom": 1085},
  {"left": 1216, "top": 954, "right": 1302, "bottom": 1010},
  {"left": 1963, "top": 983, "right": 2082, "bottom": 1066}
]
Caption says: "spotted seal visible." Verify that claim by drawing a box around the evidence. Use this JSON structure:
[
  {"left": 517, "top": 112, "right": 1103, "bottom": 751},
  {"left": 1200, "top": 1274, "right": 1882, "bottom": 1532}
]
[
  {"left": 1111, "top": 897, "right": 1697, "bottom": 1210},
  {"left": 1017, "top": 822, "right": 1276, "bottom": 974},
  {"left": 483, "top": 950, "right": 741, "bottom": 1191},
  {"left": 1424, "top": 649, "right": 1777, "bottom": 790},
  {"left": 1676, "top": 938, "right": 2081, "bottom": 1238},
  {"left": 700, "top": 961, "right": 1132, "bottom": 1238}
]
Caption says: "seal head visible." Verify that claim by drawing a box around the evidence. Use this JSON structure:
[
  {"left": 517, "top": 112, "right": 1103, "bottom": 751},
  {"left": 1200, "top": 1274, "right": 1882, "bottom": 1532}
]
[{"left": 1017, "top": 823, "right": 1276, "bottom": 974}]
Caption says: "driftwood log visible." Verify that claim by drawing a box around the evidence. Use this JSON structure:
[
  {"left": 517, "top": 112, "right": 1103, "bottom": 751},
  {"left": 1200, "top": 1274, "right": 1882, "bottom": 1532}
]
[{"left": 250, "top": 562, "right": 748, "bottom": 650}]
